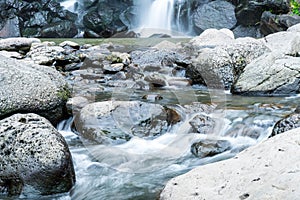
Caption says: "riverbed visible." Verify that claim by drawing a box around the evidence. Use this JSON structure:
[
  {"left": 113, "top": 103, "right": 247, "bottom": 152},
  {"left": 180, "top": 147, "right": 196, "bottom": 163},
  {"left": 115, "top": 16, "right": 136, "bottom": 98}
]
[{"left": 52, "top": 88, "right": 298, "bottom": 200}]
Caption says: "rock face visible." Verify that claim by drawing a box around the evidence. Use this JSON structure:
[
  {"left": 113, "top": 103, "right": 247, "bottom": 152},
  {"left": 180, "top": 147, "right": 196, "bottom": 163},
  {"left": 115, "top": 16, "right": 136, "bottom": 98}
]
[
  {"left": 260, "top": 11, "right": 300, "bottom": 36},
  {"left": 82, "top": 0, "right": 131, "bottom": 38},
  {"left": 0, "top": 113, "right": 75, "bottom": 196},
  {"left": 160, "top": 127, "right": 300, "bottom": 200},
  {"left": 0, "top": 0, "right": 78, "bottom": 38},
  {"left": 74, "top": 101, "right": 179, "bottom": 145},
  {"left": 0, "top": 55, "right": 70, "bottom": 124},
  {"left": 235, "top": 0, "right": 290, "bottom": 26},
  {"left": 193, "top": 0, "right": 237, "bottom": 31}
]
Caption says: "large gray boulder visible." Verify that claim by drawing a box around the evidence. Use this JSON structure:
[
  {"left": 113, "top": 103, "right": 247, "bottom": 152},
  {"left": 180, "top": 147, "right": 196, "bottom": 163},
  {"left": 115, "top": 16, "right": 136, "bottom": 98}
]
[
  {"left": 160, "top": 127, "right": 300, "bottom": 200},
  {"left": 193, "top": 0, "right": 237, "bottom": 31},
  {"left": 74, "top": 101, "right": 178, "bottom": 145},
  {"left": 231, "top": 30, "right": 300, "bottom": 95},
  {"left": 231, "top": 53, "right": 300, "bottom": 95},
  {"left": 0, "top": 113, "right": 75, "bottom": 196},
  {"left": 187, "top": 29, "right": 269, "bottom": 89},
  {"left": 0, "top": 55, "right": 70, "bottom": 124}
]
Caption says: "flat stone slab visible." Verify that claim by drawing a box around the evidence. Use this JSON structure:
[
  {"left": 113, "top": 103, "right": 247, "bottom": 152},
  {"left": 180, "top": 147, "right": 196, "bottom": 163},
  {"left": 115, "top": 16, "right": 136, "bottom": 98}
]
[{"left": 160, "top": 127, "right": 300, "bottom": 200}]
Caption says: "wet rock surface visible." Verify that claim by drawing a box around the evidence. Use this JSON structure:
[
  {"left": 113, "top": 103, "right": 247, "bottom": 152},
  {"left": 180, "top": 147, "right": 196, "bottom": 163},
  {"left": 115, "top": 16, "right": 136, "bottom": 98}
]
[
  {"left": 191, "top": 139, "right": 231, "bottom": 158},
  {"left": 74, "top": 101, "right": 178, "bottom": 145},
  {"left": 0, "top": 113, "right": 75, "bottom": 196}
]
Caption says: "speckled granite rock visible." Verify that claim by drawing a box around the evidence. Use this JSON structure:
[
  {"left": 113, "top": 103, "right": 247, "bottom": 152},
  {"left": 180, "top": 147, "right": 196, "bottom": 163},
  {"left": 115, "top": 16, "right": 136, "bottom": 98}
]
[
  {"left": 161, "top": 127, "right": 300, "bottom": 200},
  {"left": 0, "top": 55, "right": 70, "bottom": 124},
  {"left": 0, "top": 113, "right": 75, "bottom": 196}
]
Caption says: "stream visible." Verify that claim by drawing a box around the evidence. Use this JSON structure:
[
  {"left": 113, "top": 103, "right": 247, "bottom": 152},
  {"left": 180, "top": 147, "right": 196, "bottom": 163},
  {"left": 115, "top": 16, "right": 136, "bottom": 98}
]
[{"left": 50, "top": 88, "right": 298, "bottom": 200}]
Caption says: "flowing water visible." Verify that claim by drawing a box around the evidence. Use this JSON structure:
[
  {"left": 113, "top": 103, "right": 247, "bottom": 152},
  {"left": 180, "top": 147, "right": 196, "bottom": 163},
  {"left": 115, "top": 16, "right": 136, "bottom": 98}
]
[
  {"left": 53, "top": 89, "right": 298, "bottom": 200},
  {"left": 135, "top": 0, "right": 193, "bottom": 37},
  {"left": 61, "top": 0, "right": 77, "bottom": 12}
]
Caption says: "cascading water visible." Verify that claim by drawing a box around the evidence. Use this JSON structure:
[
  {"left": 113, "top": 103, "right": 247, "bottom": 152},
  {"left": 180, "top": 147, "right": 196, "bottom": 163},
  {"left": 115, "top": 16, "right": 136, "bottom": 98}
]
[
  {"left": 142, "top": 0, "right": 175, "bottom": 31},
  {"left": 134, "top": 0, "right": 193, "bottom": 37},
  {"left": 60, "top": 0, "right": 77, "bottom": 12},
  {"left": 53, "top": 89, "right": 297, "bottom": 200}
]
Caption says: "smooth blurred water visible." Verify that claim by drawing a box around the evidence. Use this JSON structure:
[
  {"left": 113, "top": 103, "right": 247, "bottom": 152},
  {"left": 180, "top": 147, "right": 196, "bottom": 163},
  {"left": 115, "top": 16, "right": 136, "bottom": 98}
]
[{"left": 54, "top": 89, "right": 298, "bottom": 200}]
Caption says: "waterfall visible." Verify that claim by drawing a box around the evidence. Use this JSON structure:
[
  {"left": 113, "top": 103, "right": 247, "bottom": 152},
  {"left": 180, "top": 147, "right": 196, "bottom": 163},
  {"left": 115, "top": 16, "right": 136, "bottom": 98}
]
[
  {"left": 135, "top": 0, "right": 193, "bottom": 37},
  {"left": 143, "top": 0, "right": 175, "bottom": 30},
  {"left": 61, "top": 0, "right": 77, "bottom": 12}
]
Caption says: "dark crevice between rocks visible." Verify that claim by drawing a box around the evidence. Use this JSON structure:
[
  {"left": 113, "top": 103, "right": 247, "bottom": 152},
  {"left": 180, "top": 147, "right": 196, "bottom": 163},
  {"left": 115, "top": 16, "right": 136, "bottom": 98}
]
[
  {"left": 0, "top": 105, "right": 70, "bottom": 126},
  {"left": 0, "top": 176, "right": 24, "bottom": 197}
]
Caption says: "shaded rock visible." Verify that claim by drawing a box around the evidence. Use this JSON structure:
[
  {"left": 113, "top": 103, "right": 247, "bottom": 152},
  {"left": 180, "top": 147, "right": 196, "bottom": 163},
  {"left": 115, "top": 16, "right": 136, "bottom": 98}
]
[
  {"left": 40, "top": 21, "right": 78, "bottom": 38},
  {"left": 193, "top": 0, "right": 237, "bottom": 31},
  {"left": 0, "top": 17, "right": 20, "bottom": 38},
  {"left": 260, "top": 11, "right": 300, "bottom": 36},
  {"left": 232, "top": 53, "right": 300, "bottom": 96},
  {"left": 111, "top": 31, "right": 139, "bottom": 38},
  {"left": 0, "top": 37, "right": 40, "bottom": 52},
  {"left": 235, "top": 0, "right": 290, "bottom": 26},
  {"left": 0, "top": 55, "right": 70, "bottom": 124},
  {"left": 191, "top": 139, "right": 231, "bottom": 158},
  {"left": 119, "top": 6, "right": 139, "bottom": 29},
  {"left": 149, "top": 33, "right": 171, "bottom": 38},
  {"left": 0, "top": 113, "right": 75, "bottom": 196},
  {"left": 82, "top": 1, "right": 128, "bottom": 38},
  {"left": 161, "top": 127, "right": 300, "bottom": 200},
  {"left": 0, "top": 0, "right": 78, "bottom": 38},
  {"left": 233, "top": 25, "right": 262, "bottom": 38},
  {"left": 271, "top": 113, "right": 300, "bottom": 137},
  {"left": 74, "top": 101, "right": 174, "bottom": 144}
]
